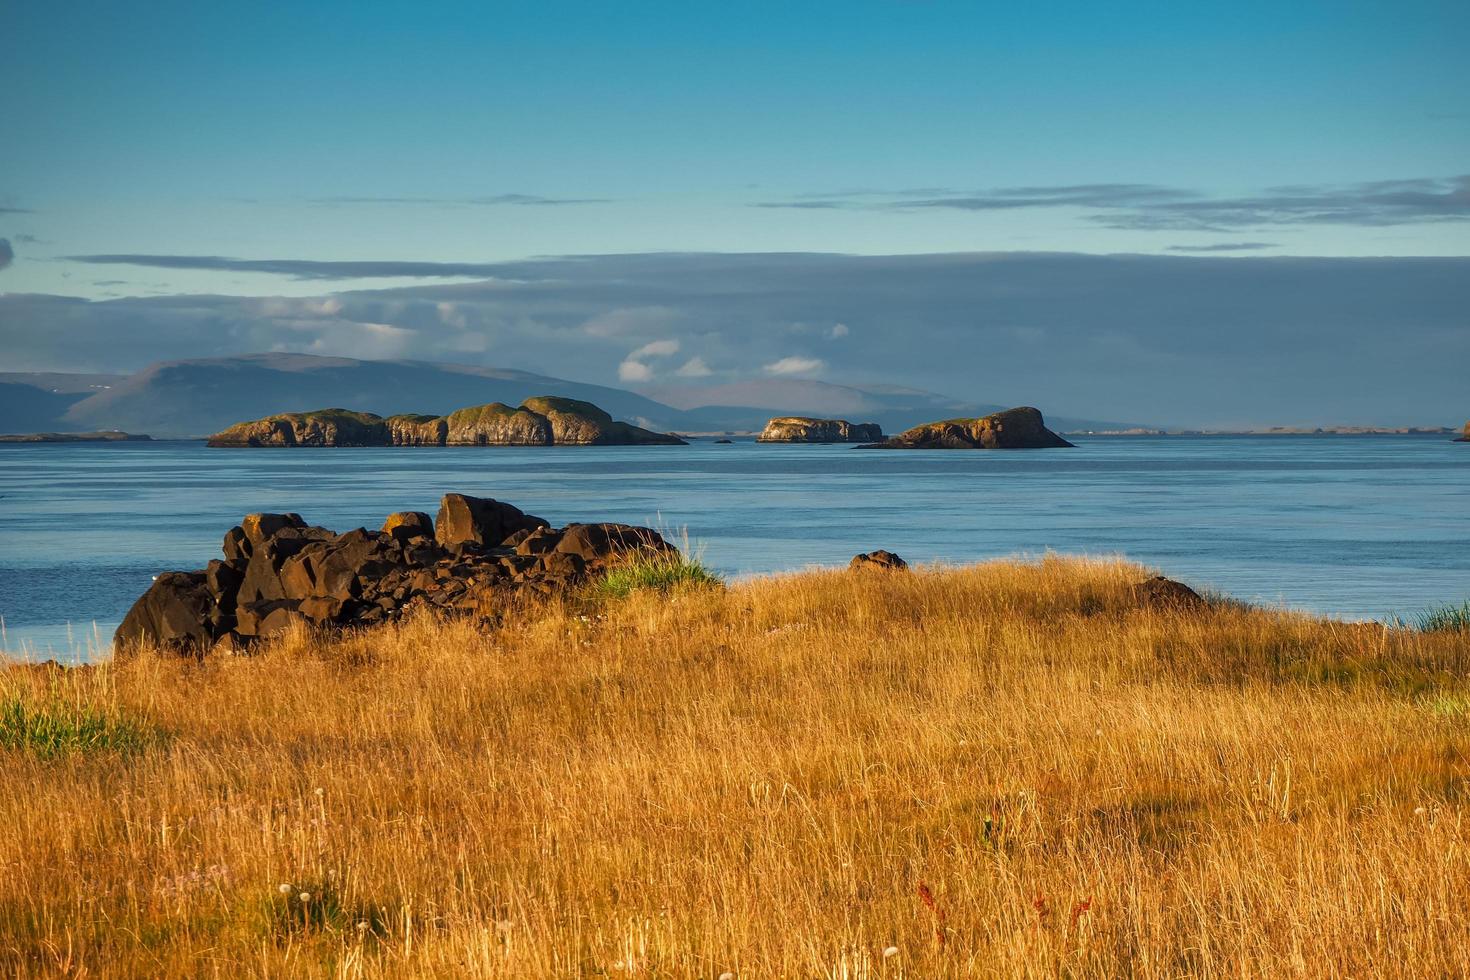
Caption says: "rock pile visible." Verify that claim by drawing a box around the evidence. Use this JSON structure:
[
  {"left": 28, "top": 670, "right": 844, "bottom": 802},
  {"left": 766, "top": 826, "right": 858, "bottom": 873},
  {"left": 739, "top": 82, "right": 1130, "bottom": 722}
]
[{"left": 114, "top": 493, "right": 676, "bottom": 654}]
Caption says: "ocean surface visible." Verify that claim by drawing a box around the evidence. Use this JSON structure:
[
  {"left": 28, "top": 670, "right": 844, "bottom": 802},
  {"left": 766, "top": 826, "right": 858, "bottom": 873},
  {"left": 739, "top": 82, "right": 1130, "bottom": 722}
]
[{"left": 1, "top": 435, "right": 1466, "bottom": 659}]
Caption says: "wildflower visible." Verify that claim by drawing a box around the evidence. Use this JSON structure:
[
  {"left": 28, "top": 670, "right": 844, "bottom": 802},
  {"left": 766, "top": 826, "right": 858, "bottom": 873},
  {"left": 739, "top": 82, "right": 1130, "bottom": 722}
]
[
  {"left": 298, "top": 891, "right": 312, "bottom": 903},
  {"left": 314, "top": 787, "right": 325, "bottom": 797},
  {"left": 719, "top": 973, "right": 736, "bottom": 980},
  {"left": 1414, "top": 806, "right": 1428, "bottom": 816},
  {"left": 278, "top": 883, "right": 292, "bottom": 895},
  {"left": 882, "top": 946, "right": 900, "bottom": 959}
]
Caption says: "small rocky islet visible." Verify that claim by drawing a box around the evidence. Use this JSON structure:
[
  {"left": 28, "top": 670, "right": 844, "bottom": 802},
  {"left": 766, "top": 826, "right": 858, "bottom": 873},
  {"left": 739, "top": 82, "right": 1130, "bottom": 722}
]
[
  {"left": 756, "top": 417, "right": 883, "bottom": 443},
  {"left": 113, "top": 493, "right": 681, "bottom": 655},
  {"left": 859, "top": 406, "right": 1074, "bottom": 449},
  {"left": 206, "top": 396, "right": 686, "bottom": 447}
]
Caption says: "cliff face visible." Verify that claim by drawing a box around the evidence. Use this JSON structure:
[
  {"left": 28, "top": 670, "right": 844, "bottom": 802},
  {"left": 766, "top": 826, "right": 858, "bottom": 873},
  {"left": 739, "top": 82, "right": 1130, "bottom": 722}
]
[
  {"left": 861, "top": 407, "right": 1075, "bottom": 450},
  {"left": 206, "top": 409, "right": 391, "bottom": 447},
  {"left": 208, "top": 399, "right": 686, "bottom": 447},
  {"left": 756, "top": 417, "right": 883, "bottom": 443}
]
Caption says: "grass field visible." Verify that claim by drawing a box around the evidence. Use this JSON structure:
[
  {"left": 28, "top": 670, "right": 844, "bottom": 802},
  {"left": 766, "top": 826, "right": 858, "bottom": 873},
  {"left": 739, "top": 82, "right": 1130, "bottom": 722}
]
[{"left": 2, "top": 557, "right": 1469, "bottom": 977}]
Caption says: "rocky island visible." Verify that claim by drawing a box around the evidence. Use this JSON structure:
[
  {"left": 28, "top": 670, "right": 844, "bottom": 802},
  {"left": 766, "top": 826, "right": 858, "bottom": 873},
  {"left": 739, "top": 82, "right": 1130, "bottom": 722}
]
[
  {"left": 206, "top": 396, "right": 686, "bottom": 447},
  {"left": 858, "top": 406, "right": 1074, "bottom": 449},
  {"left": 756, "top": 417, "right": 883, "bottom": 443},
  {"left": 0, "top": 431, "right": 151, "bottom": 443},
  {"left": 114, "top": 493, "right": 679, "bottom": 654}
]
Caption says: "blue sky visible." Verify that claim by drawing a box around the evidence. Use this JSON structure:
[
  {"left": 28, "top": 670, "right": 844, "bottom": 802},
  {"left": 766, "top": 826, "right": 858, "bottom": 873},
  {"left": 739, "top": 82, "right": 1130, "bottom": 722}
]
[{"left": 1, "top": 2, "right": 1467, "bottom": 423}]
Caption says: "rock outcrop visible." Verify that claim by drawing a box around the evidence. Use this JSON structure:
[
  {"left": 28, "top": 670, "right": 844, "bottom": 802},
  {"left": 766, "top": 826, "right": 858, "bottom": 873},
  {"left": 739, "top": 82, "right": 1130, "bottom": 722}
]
[
  {"left": 1131, "top": 576, "right": 1207, "bottom": 609},
  {"left": 757, "top": 417, "right": 883, "bottom": 443},
  {"left": 113, "top": 494, "right": 678, "bottom": 655},
  {"left": 850, "top": 550, "right": 908, "bottom": 571},
  {"left": 858, "top": 407, "right": 1074, "bottom": 450},
  {"left": 206, "top": 398, "right": 686, "bottom": 447}
]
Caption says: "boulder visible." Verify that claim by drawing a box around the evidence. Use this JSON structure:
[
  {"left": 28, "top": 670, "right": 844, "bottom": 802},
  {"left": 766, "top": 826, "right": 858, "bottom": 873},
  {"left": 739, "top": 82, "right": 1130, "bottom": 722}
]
[
  {"left": 850, "top": 550, "right": 909, "bottom": 572},
  {"left": 382, "top": 511, "right": 435, "bottom": 542},
  {"left": 859, "top": 407, "right": 1074, "bottom": 450},
  {"left": 114, "top": 571, "right": 216, "bottom": 653},
  {"left": 555, "top": 523, "right": 677, "bottom": 562},
  {"left": 241, "top": 512, "right": 306, "bottom": 546},
  {"left": 435, "top": 493, "right": 548, "bottom": 549},
  {"left": 1132, "top": 576, "right": 1207, "bottom": 609},
  {"left": 519, "top": 396, "right": 687, "bottom": 445},
  {"left": 757, "top": 417, "right": 883, "bottom": 443}
]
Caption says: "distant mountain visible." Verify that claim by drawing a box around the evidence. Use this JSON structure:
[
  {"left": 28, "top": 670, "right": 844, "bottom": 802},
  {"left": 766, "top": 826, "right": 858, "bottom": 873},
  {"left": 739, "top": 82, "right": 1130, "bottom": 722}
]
[
  {"left": 0, "top": 373, "right": 128, "bottom": 434},
  {"left": 0, "top": 354, "right": 1143, "bottom": 438},
  {"left": 53, "top": 354, "right": 690, "bottom": 438},
  {"left": 639, "top": 379, "right": 1139, "bottom": 433}
]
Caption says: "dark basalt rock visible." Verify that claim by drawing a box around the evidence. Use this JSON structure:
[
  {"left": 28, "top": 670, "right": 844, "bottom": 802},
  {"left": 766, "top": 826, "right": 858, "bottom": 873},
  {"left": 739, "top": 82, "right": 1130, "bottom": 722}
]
[
  {"left": 1132, "top": 575, "right": 1207, "bottom": 609},
  {"left": 113, "top": 493, "right": 678, "bottom": 655},
  {"left": 850, "top": 550, "right": 909, "bottom": 572},
  {"left": 859, "top": 407, "right": 1074, "bottom": 450},
  {"left": 435, "top": 494, "right": 548, "bottom": 550},
  {"left": 114, "top": 572, "right": 216, "bottom": 652}
]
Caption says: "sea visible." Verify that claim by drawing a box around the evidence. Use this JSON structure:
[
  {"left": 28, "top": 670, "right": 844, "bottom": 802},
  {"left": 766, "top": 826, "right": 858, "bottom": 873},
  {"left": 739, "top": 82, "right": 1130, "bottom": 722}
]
[{"left": 1, "top": 435, "right": 1466, "bottom": 660}]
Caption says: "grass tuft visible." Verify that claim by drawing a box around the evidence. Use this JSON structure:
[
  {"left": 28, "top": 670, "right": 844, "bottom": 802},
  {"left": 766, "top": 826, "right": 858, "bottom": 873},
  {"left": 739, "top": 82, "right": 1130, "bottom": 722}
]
[
  {"left": 0, "top": 693, "right": 157, "bottom": 758},
  {"left": 1416, "top": 600, "right": 1470, "bottom": 633},
  {"left": 588, "top": 549, "right": 722, "bottom": 600}
]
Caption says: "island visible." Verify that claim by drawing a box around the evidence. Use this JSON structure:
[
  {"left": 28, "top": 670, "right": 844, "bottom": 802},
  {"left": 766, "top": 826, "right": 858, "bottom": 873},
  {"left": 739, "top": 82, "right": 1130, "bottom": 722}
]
[
  {"left": 857, "top": 406, "right": 1074, "bottom": 449},
  {"left": 0, "top": 431, "right": 152, "bottom": 443},
  {"left": 206, "top": 397, "right": 687, "bottom": 447},
  {"left": 756, "top": 417, "right": 883, "bottom": 443}
]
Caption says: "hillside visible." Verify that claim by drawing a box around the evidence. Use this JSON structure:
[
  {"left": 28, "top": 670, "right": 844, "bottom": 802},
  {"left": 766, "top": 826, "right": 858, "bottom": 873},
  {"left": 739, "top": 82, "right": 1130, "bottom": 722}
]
[{"left": 4, "top": 558, "right": 1469, "bottom": 975}]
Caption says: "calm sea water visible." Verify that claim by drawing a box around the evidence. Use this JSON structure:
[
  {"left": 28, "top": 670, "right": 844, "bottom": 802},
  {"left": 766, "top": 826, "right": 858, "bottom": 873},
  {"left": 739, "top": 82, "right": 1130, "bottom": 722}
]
[{"left": 1, "top": 436, "right": 1466, "bottom": 659}]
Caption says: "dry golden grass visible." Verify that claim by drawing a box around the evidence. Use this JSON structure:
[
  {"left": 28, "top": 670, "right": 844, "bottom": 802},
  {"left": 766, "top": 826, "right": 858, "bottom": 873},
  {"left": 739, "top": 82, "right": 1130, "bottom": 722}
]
[{"left": 3, "top": 556, "right": 1469, "bottom": 978}]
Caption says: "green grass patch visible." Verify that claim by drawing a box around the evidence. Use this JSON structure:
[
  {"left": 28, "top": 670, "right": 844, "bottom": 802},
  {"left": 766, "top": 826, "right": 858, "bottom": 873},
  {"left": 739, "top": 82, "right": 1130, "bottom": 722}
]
[
  {"left": 0, "top": 694, "right": 158, "bottom": 758},
  {"left": 589, "top": 551, "right": 722, "bottom": 600},
  {"left": 1416, "top": 601, "right": 1470, "bottom": 633}
]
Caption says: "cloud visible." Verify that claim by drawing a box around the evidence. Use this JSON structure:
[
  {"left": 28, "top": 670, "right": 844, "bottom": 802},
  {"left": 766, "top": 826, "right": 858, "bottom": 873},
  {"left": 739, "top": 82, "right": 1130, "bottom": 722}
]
[
  {"left": 0, "top": 238, "right": 12, "bottom": 271},
  {"left": 674, "top": 356, "right": 713, "bottom": 377},
  {"left": 0, "top": 207, "right": 33, "bottom": 215},
  {"left": 764, "top": 356, "right": 825, "bottom": 376},
  {"left": 757, "top": 175, "right": 1470, "bottom": 230},
  {"left": 617, "top": 358, "right": 654, "bottom": 382},
  {"left": 4, "top": 251, "right": 1468, "bottom": 426},
  {"left": 306, "top": 194, "right": 610, "bottom": 207},
  {"left": 630, "top": 338, "right": 680, "bottom": 359},
  {"left": 828, "top": 323, "right": 849, "bottom": 338},
  {"left": 1166, "top": 242, "right": 1277, "bottom": 253},
  {"left": 64, "top": 254, "right": 510, "bottom": 280}
]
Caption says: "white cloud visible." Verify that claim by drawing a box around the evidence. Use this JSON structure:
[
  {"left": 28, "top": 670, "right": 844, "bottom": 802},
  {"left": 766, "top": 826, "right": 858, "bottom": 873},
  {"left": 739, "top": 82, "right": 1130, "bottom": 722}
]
[
  {"left": 674, "top": 356, "right": 712, "bottom": 377},
  {"left": 828, "top": 323, "right": 849, "bottom": 339},
  {"left": 581, "top": 305, "right": 682, "bottom": 338},
  {"left": 631, "top": 338, "right": 680, "bottom": 358},
  {"left": 618, "top": 358, "right": 654, "bottom": 382},
  {"left": 763, "top": 356, "right": 825, "bottom": 376}
]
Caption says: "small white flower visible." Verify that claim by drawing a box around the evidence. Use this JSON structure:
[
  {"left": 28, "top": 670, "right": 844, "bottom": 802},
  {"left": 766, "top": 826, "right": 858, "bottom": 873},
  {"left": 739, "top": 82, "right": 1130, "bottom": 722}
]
[
  {"left": 298, "top": 891, "right": 312, "bottom": 903},
  {"left": 719, "top": 973, "right": 736, "bottom": 980},
  {"left": 277, "top": 883, "right": 292, "bottom": 895},
  {"left": 883, "top": 946, "right": 900, "bottom": 959},
  {"left": 314, "top": 787, "right": 325, "bottom": 797},
  {"left": 1415, "top": 806, "right": 1428, "bottom": 816}
]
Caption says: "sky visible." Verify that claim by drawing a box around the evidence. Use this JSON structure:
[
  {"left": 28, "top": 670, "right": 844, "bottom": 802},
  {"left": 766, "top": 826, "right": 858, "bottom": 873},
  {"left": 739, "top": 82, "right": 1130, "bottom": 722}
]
[{"left": 1, "top": 1, "right": 1468, "bottom": 425}]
